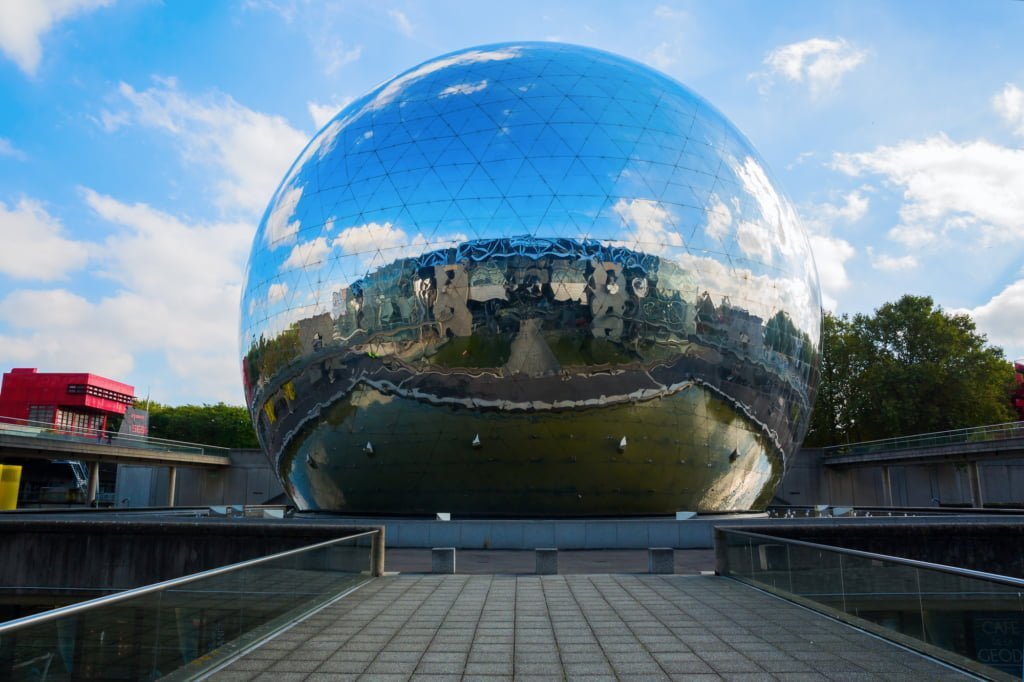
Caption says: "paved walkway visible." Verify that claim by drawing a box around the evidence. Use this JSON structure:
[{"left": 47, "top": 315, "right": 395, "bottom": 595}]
[{"left": 211, "top": 575, "right": 968, "bottom": 681}]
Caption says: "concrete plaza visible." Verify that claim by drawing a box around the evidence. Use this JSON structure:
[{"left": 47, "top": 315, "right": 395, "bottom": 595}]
[{"left": 209, "top": 573, "right": 968, "bottom": 681}]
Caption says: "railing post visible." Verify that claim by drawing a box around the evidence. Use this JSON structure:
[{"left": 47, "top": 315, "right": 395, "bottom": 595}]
[{"left": 371, "top": 528, "right": 385, "bottom": 577}]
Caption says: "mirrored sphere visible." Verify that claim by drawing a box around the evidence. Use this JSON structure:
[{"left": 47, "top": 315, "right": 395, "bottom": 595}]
[{"left": 240, "top": 42, "right": 821, "bottom": 515}]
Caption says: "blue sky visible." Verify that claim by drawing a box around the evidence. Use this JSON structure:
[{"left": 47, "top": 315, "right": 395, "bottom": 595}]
[{"left": 0, "top": 0, "right": 1022, "bottom": 406}]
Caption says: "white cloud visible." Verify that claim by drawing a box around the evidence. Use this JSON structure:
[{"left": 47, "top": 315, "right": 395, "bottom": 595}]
[
  {"left": 267, "top": 282, "right": 289, "bottom": 303},
  {"left": 368, "top": 47, "right": 520, "bottom": 115},
  {"left": 0, "top": 190, "right": 251, "bottom": 403},
  {"left": 105, "top": 77, "right": 308, "bottom": 217},
  {"left": 0, "top": 137, "right": 26, "bottom": 160},
  {"left": 653, "top": 5, "right": 686, "bottom": 21},
  {"left": 956, "top": 279, "right": 1024, "bottom": 361},
  {"left": 993, "top": 83, "right": 1024, "bottom": 136},
  {"left": 320, "top": 41, "right": 362, "bottom": 75},
  {"left": 808, "top": 234, "right": 855, "bottom": 310},
  {"left": 321, "top": 221, "right": 466, "bottom": 276},
  {"left": 0, "top": 0, "right": 112, "bottom": 76},
  {"left": 645, "top": 42, "right": 680, "bottom": 71},
  {"left": 264, "top": 185, "right": 303, "bottom": 249},
  {"left": 754, "top": 37, "right": 866, "bottom": 96},
  {"left": 866, "top": 247, "right": 917, "bottom": 272},
  {"left": 307, "top": 96, "right": 353, "bottom": 129},
  {"left": 612, "top": 198, "right": 684, "bottom": 253},
  {"left": 439, "top": 80, "right": 488, "bottom": 98},
  {"left": 388, "top": 8, "right": 413, "bottom": 37},
  {"left": 0, "top": 197, "right": 91, "bottom": 280},
  {"left": 798, "top": 192, "right": 860, "bottom": 311},
  {"left": 730, "top": 155, "right": 804, "bottom": 262},
  {"left": 736, "top": 220, "right": 775, "bottom": 264},
  {"left": 800, "top": 190, "right": 869, "bottom": 234},
  {"left": 833, "top": 134, "right": 1024, "bottom": 247},
  {"left": 281, "top": 236, "right": 330, "bottom": 271},
  {"left": 705, "top": 193, "right": 733, "bottom": 240},
  {"left": 332, "top": 221, "right": 408, "bottom": 255}
]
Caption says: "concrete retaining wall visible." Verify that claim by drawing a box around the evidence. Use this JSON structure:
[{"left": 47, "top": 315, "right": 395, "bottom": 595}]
[{"left": 0, "top": 518, "right": 378, "bottom": 591}]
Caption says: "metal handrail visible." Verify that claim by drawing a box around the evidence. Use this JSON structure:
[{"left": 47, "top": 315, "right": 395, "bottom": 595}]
[
  {"left": 0, "top": 529, "right": 378, "bottom": 635},
  {"left": 720, "top": 527, "right": 1024, "bottom": 590},
  {"left": 0, "top": 416, "right": 231, "bottom": 456},
  {"left": 822, "top": 420, "right": 1024, "bottom": 457}
]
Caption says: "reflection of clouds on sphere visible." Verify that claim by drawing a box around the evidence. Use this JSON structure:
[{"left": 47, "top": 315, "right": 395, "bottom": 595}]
[{"left": 240, "top": 42, "right": 821, "bottom": 515}]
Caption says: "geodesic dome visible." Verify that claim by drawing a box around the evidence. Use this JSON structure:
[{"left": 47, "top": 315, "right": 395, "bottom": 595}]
[{"left": 240, "top": 42, "right": 821, "bottom": 514}]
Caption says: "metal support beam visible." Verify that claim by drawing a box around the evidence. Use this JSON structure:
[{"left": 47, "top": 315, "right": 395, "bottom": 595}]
[
  {"left": 167, "top": 466, "right": 177, "bottom": 507},
  {"left": 86, "top": 461, "right": 99, "bottom": 506},
  {"left": 967, "top": 461, "right": 984, "bottom": 509}
]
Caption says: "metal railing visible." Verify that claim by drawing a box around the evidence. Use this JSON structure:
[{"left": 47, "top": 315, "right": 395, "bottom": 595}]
[
  {"left": 822, "top": 420, "right": 1024, "bottom": 459},
  {"left": 0, "top": 416, "right": 231, "bottom": 458},
  {"left": 717, "top": 527, "right": 1024, "bottom": 681},
  {"left": 0, "top": 528, "right": 384, "bottom": 681}
]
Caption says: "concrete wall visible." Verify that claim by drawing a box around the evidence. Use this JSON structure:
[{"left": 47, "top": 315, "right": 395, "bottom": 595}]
[
  {"left": 115, "top": 448, "right": 284, "bottom": 508},
  {"left": 777, "top": 449, "right": 1024, "bottom": 507},
  {"left": 0, "top": 518, "right": 376, "bottom": 591}
]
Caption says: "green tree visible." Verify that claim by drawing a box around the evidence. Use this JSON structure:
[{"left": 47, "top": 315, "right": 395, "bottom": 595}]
[
  {"left": 805, "top": 295, "right": 1016, "bottom": 446},
  {"left": 140, "top": 401, "right": 259, "bottom": 448}
]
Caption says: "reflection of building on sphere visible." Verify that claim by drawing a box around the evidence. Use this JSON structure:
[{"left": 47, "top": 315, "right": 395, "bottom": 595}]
[{"left": 239, "top": 42, "right": 822, "bottom": 515}]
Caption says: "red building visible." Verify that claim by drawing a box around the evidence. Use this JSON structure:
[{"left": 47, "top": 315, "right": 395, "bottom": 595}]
[{"left": 0, "top": 368, "right": 136, "bottom": 434}]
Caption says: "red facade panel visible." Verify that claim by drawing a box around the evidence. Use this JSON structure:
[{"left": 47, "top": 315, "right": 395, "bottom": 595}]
[{"left": 0, "top": 368, "right": 135, "bottom": 429}]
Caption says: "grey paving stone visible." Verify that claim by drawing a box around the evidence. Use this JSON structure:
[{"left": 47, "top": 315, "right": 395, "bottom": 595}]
[
  {"left": 564, "top": 661, "right": 616, "bottom": 676},
  {"left": 207, "top": 672, "right": 257, "bottom": 682},
  {"left": 221, "top": 657, "right": 271, "bottom": 672},
  {"left": 464, "top": 661, "right": 515, "bottom": 675},
  {"left": 267, "top": 657, "right": 322, "bottom": 673},
  {"left": 364, "top": 659, "right": 420, "bottom": 674}
]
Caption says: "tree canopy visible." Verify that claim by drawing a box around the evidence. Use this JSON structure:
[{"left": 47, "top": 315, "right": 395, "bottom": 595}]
[
  {"left": 804, "top": 295, "right": 1017, "bottom": 447},
  {"left": 139, "top": 401, "right": 259, "bottom": 448}
]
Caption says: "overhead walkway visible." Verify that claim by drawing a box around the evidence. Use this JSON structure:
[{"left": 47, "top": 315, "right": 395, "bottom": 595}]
[
  {"left": 822, "top": 421, "right": 1024, "bottom": 466},
  {"left": 821, "top": 421, "right": 1024, "bottom": 508},
  {"left": 0, "top": 417, "right": 230, "bottom": 506}
]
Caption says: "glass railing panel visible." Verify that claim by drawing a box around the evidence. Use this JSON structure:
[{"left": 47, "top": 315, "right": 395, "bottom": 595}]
[
  {"left": 0, "top": 533, "right": 375, "bottom": 681},
  {"left": 916, "top": 566, "right": 1024, "bottom": 678},
  {"left": 835, "top": 551, "right": 925, "bottom": 641},
  {"left": 719, "top": 528, "right": 1024, "bottom": 681},
  {"left": 786, "top": 539, "right": 843, "bottom": 611}
]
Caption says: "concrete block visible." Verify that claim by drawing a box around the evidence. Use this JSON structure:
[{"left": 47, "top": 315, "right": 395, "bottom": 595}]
[
  {"left": 432, "top": 547, "right": 456, "bottom": 574},
  {"left": 648, "top": 547, "right": 674, "bottom": 574},
  {"left": 675, "top": 511, "right": 697, "bottom": 520},
  {"left": 536, "top": 548, "right": 558, "bottom": 575}
]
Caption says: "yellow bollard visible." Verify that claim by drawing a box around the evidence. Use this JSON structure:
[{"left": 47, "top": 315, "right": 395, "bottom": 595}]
[{"left": 0, "top": 465, "right": 22, "bottom": 510}]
